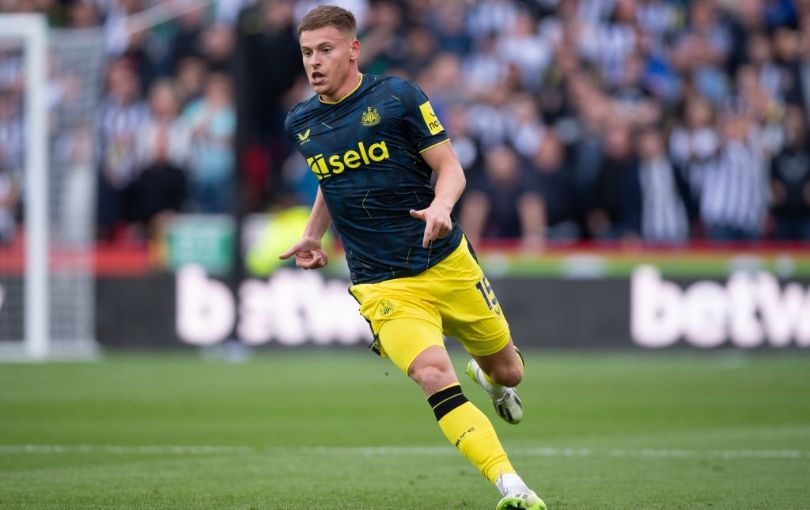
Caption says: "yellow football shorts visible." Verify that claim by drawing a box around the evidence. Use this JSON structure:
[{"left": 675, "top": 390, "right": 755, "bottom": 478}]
[{"left": 349, "top": 238, "right": 511, "bottom": 375}]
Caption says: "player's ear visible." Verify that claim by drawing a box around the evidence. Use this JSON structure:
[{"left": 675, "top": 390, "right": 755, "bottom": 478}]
[{"left": 349, "top": 39, "right": 360, "bottom": 62}]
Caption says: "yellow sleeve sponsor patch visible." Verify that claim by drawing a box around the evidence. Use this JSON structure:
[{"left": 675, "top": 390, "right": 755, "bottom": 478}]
[{"left": 419, "top": 101, "right": 444, "bottom": 136}]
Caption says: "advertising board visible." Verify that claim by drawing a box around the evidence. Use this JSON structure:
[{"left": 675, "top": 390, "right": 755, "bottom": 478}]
[{"left": 96, "top": 265, "right": 810, "bottom": 350}]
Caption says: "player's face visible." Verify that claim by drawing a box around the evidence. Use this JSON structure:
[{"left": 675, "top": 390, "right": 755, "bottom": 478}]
[{"left": 300, "top": 26, "right": 359, "bottom": 100}]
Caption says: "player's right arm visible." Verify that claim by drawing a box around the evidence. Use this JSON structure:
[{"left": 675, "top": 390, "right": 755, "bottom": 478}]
[{"left": 279, "top": 187, "right": 332, "bottom": 269}]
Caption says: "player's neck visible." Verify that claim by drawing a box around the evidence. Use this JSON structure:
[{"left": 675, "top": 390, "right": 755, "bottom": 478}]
[{"left": 320, "top": 71, "right": 362, "bottom": 104}]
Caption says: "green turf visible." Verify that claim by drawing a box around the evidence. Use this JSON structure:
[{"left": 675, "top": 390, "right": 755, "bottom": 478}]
[{"left": 1, "top": 350, "right": 809, "bottom": 509}]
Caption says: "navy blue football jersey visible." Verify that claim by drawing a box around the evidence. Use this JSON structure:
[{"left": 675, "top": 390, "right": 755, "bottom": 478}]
[{"left": 284, "top": 74, "right": 464, "bottom": 284}]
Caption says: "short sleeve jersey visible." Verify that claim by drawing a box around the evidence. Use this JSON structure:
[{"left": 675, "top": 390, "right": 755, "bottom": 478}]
[{"left": 285, "top": 74, "right": 463, "bottom": 284}]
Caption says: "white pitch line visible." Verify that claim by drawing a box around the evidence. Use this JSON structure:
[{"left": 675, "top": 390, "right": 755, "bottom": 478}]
[
  {"left": 524, "top": 447, "right": 806, "bottom": 460},
  {"left": 296, "top": 446, "right": 808, "bottom": 460},
  {"left": 0, "top": 445, "right": 806, "bottom": 460},
  {"left": 0, "top": 444, "right": 255, "bottom": 455}
]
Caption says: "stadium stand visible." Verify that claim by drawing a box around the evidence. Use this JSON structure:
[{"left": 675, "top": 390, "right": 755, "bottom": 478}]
[{"left": 0, "top": 0, "right": 809, "bottom": 255}]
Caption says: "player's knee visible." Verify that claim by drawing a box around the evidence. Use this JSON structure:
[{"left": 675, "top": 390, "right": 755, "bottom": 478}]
[
  {"left": 409, "top": 363, "right": 455, "bottom": 395},
  {"left": 490, "top": 364, "right": 523, "bottom": 388}
]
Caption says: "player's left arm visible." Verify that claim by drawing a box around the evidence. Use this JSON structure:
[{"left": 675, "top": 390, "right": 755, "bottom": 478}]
[{"left": 409, "top": 141, "right": 466, "bottom": 249}]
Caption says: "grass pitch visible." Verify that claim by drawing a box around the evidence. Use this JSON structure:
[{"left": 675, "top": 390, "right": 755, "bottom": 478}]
[{"left": 1, "top": 350, "right": 809, "bottom": 509}]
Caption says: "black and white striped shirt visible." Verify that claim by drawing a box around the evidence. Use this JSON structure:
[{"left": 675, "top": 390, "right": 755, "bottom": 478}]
[
  {"left": 700, "top": 138, "right": 769, "bottom": 234},
  {"left": 640, "top": 157, "right": 689, "bottom": 243},
  {"left": 97, "top": 98, "right": 149, "bottom": 186}
]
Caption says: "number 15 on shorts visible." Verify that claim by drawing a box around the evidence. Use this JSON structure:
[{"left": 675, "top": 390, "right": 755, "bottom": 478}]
[{"left": 475, "top": 276, "right": 500, "bottom": 314}]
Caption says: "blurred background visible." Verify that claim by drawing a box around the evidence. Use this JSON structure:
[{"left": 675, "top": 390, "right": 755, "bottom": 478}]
[
  {"left": 1, "top": 0, "right": 810, "bottom": 355},
  {"left": 2, "top": 5, "right": 809, "bottom": 508}
]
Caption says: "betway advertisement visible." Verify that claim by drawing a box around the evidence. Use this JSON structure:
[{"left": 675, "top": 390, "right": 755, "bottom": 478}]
[
  {"left": 175, "top": 266, "right": 372, "bottom": 347},
  {"left": 95, "top": 264, "right": 810, "bottom": 349},
  {"left": 632, "top": 266, "right": 810, "bottom": 349}
]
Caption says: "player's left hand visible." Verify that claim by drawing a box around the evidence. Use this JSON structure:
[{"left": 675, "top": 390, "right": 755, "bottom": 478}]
[
  {"left": 410, "top": 205, "right": 452, "bottom": 248},
  {"left": 278, "top": 236, "right": 329, "bottom": 269}
]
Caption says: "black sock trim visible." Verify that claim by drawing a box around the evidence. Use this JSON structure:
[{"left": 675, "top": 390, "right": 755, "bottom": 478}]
[
  {"left": 427, "top": 384, "right": 462, "bottom": 408},
  {"left": 432, "top": 394, "right": 468, "bottom": 420},
  {"left": 428, "top": 385, "right": 469, "bottom": 421}
]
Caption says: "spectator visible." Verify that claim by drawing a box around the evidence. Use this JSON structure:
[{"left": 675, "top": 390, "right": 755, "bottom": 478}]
[
  {"left": 168, "top": 3, "right": 208, "bottom": 70},
  {"left": 419, "top": 52, "right": 465, "bottom": 109},
  {"left": 610, "top": 49, "right": 663, "bottom": 123},
  {"left": 701, "top": 106, "right": 769, "bottom": 241},
  {"left": 174, "top": 56, "right": 208, "bottom": 107},
  {"left": 136, "top": 79, "right": 191, "bottom": 172},
  {"left": 497, "top": 8, "right": 554, "bottom": 92},
  {"left": 637, "top": 127, "right": 689, "bottom": 244},
  {"left": 96, "top": 57, "right": 149, "bottom": 239},
  {"left": 587, "top": 120, "right": 642, "bottom": 240},
  {"left": 771, "top": 27, "right": 804, "bottom": 107},
  {"left": 400, "top": 27, "right": 436, "bottom": 78},
  {"left": 672, "top": 0, "right": 733, "bottom": 103},
  {"left": 460, "top": 145, "right": 544, "bottom": 249},
  {"left": 530, "top": 131, "right": 579, "bottom": 241},
  {"left": 463, "top": 31, "right": 511, "bottom": 101},
  {"left": 564, "top": 72, "right": 607, "bottom": 224},
  {"left": 505, "top": 93, "right": 546, "bottom": 159},
  {"left": 468, "top": 0, "right": 519, "bottom": 37},
  {"left": 444, "top": 102, "right": 484, "bottom": 186},
  {"left": 125, "top": 78, "right": 190, "bottom": 237},
  {"left": 183, "top": 72, "right": 236, "bottom": 214},
  {"left": 428, "top": 2, "right": 472, "bottom": 57},
  {"left": 577, "top": 0, "right": 639, "bottom": 88},
  {"left": 770, "top": 104, "right": 810, "bottom": 240},
  {"left": 113, "top": 18, "right": 159, "bottom": 92},
  {"left": 201, "top": 23, "right": 235, "bottom": 74},
  {"left": 746, "top": 30, "right": 783, "bottom": 102},
  {"left": 234, "top": 0, "right": 304, "bottom": 210},
  {"left": 669, "top": 94, "right": 720, "bottom": 222},
  {"left": 358, "top": 0, "right": 407, "bottom": 75},
  {"left": 127, "top": 125, "right": 187, "bottom": 235}
]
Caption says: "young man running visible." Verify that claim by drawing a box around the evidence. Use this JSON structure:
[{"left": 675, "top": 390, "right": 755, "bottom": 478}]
[{"left": 280, "top": 6, "right": 546, "bottom": 509}]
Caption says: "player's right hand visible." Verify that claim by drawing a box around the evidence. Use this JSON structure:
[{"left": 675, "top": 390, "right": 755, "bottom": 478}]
[{"left": 279, "top": 236, "right": 329, "bottom": 269}]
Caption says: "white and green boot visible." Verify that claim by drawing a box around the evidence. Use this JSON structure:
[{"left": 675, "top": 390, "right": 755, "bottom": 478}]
[
  {"left": 495, "top": 474, "right": 546, "bottom": 510},
  {"left": 496, "top": 489, "right": 547, "bottom": 510}
]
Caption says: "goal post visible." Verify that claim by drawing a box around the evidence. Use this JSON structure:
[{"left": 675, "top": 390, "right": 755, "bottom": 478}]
[
  {"left": 0, "top": 14, "right": 100, "bottom": 361},
  {"left": 0, "top": 14, "right": 49, "bottom": 360}
]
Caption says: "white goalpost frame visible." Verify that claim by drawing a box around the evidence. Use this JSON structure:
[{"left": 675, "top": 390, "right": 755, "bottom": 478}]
[{"left": 0, "top": 14, "right": 49, "bottom": 360}]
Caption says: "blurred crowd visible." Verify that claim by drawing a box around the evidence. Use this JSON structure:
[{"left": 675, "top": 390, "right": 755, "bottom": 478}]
[
  {"left": 1, "top": 0, "right": 242, "bottom": 243},
  {"left": 1, "top": 0, "right": 810, "bottom": 248}
]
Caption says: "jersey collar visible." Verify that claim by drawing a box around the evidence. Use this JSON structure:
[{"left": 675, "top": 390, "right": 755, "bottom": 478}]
[{"left": 319, "top": 73, "right": 363, "bottom": 105}]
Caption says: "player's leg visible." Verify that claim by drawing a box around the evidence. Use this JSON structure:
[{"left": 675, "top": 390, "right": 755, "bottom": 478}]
[
  {"left": 471, "top": 337, "right": 523, "bottom": 387},
  {"left": 430, "top": 243, "right": 546, "bottom": 507},
  {"left": 378, "top": 320, "right": 545, "bottom": 509},
  {"left": 379, "top": 319, "right": 515, "bottom": 479},
  {"left": 444, "top": 296, "right": 527, "bottom": 426},
  {"left": 467, "top": 338, "right": 526, "bottom": 424},
  {"left": 431, "top": 239, "right": 527, "bottom": 424}
]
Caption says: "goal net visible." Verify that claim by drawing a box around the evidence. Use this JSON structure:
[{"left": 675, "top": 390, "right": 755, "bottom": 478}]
[{"left": 0, "top": 15, "right": 104, "bottom": 360}]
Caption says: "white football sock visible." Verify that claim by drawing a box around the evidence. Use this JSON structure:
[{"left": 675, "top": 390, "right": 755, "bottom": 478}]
[{"left": 495, "top": 472, "right": 530, "bottom": 497}]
